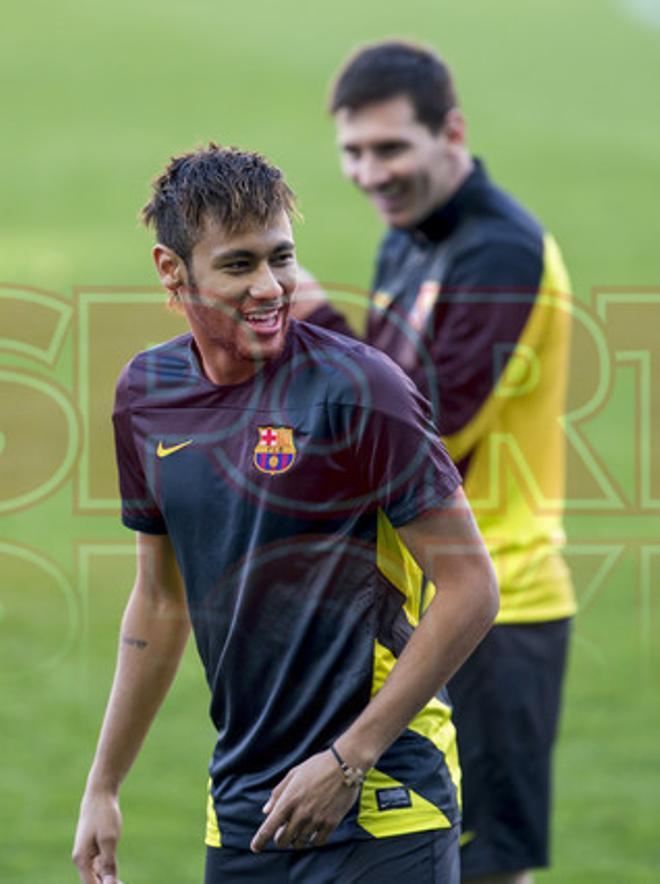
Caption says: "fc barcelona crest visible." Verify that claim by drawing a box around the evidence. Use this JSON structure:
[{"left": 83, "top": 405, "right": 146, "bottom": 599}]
[
  {"left": 408, "top": 280, "right": 441, "bottom": 332},
  {"left": 253, "top": 426, "right": 297, "bottom": 476}
]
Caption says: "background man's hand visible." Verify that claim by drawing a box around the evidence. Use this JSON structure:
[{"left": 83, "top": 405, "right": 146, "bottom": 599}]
[
  {"left": 250, "top": 750, "right": 359, "bottom": 852},
  {"left": 72, "top": 789, "right": 123, "bottom": 883},
  {"left": 290, "top": 266, "right": 329, "bottom": 320}
]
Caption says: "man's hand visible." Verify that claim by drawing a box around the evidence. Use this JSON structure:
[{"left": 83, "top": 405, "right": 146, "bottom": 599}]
[
  {"left": 72, "top": 789, "right": 122, "bottom": 883},
  {"left": 250, "top": 750, "right": 359, "bottom": 853},
  {"left": 290, "top": 266, "right": 329, "bottom": 320}
]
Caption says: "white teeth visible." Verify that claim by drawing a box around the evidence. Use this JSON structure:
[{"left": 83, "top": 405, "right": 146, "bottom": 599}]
[
  {"left": 244, "top": 306, "right": 280, "bottom": 316},
  {"left": 243, "top": 307, "right": 281, "bottom": 328}
]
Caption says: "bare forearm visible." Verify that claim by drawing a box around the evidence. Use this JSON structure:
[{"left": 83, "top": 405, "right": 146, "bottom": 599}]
[
  {"left": 337, "top": 562, "right": 496, "bottom": 770},
  {"left": 336, "top": 494, "right": 498, "bottom": 772},
  {"left": 86, "top": 580, "right": 190, "bottom": 793},
  {"left": 252, "top": 553, "right": 497, "bottom": 854},
  {"left": 73, "top": 534, "right": 188, "bottom": 881}
]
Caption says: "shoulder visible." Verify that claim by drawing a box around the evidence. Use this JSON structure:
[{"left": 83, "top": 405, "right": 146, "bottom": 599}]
[
  {"left": 449, "top": 178, "right": 547, "bottom": 292},
  {"left": 114, "top": 332, "right": 193, "bottom": 414},
  {"left": 291, "top": 317, "right": 399, "bottom": 380},
  {"left": 290, "top": 319, "right": 419, "bottom": 418},
  {"left": 451, "top": 164, "right": 544, "bottom": 257}
]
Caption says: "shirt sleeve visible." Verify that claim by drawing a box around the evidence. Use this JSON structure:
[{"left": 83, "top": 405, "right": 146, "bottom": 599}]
[
  {"left": 344, "top": 353, "right": 462, "bottom": 527},
  {"left": 112, "top": 372, "right": 167, "bottom": 535}
]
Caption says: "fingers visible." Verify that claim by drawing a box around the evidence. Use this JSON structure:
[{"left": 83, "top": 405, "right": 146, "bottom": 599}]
[
  {"left": 251, "top": 803, "right": 314, "bottom": 852},
  {"left": 93, "top": 838, "right": 119, "bottom": 883},
  {"left": 71, "top": 847, "right": 98, "bottom": 884},
  {"left": 276, "top": 818, "right": 334, "bottom": 850},
  {"left": 290, "top": 827, "right": 321, "bottom": 849},
  {"left": 252, "top": 803, "right": 336, "bottom": 852},
  {"left": 262, "top": 772, "right": 291, "bottom": 815},
  {"left": 252, "top": 753, "right": 356, "bottom": 853},
  {"left": 310, "top": 822, "right": 333, "bottom": 848},
  {"left": 250, "top": 810, "right": 284, "bottom": 853},
  {"left": 72, "top": 837, "right": 119, "bottom": 884},
  {"left": 274, "top": 817, "right": 311, "bottom": 849}
]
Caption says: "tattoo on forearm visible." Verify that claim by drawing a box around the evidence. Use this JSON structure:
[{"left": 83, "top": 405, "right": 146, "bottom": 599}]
[{"left": 122, "top": 635, "right": 149, "bottom": 649}]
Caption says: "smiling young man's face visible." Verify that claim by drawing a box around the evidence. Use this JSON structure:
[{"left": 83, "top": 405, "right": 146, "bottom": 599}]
[
  {"left": 336, "top": 94, "right": 464, "bottom": 229},
  {"left": 174, "top": 211, "right": 298, "bottom": 383}
]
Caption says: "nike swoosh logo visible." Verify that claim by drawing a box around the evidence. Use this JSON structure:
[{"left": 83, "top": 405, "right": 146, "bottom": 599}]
[{"left": 157, "top": 439, "right": 193, "bottom": 458}]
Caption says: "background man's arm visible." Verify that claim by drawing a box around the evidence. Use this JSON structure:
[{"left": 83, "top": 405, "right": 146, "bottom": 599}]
[
  {"left": 72, "top": 532, "right": 190, "bottom": 884},
  {"left": 251, "top": 487, "right": 498, "bottom": 852}
]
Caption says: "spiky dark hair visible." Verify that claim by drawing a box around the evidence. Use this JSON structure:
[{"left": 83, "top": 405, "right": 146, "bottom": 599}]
[{"left": 141, "top": 143, "right": 297, "bottom": 265}]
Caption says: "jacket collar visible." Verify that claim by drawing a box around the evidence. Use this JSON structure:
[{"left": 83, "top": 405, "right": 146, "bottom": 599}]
[{"left": 412, "top": 157, "right": 488, "bottom": 243}]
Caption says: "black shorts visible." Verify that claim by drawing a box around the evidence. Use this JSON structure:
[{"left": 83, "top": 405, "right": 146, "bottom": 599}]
[
  {"left": 447, "top": 618, "right": 571, "bottom": 878},
  {"left": 204, "top": 827, "right": 459, "bottom": 883}
]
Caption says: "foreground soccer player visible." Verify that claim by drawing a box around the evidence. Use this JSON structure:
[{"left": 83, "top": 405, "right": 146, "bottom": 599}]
[
  {"left": 72, "top": 144, "right": 498, "bottom": 884},
  {"left": 295, "top": 41, "right": 575, "bottom": 884}
]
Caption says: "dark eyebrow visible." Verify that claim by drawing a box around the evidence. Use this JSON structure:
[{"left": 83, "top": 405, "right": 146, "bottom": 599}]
[
  {"left": 214, "top": 249, "right": 254, "bottom": 263},
  {"left": 270, "top": 239, "right": 296, "bottom": 255},
  {"left": 213, "top": 240, "right": 295, "bottom": 264},
  {"left": 340, "top": 138, "right": 408, "bottom": 153}
]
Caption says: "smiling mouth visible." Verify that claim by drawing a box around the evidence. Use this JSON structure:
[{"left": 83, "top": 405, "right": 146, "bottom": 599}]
[
  {"left": 241, "top": 305, "right": 284, "bottom": 334},
  {"left": 370, "top": 185, "right": 408, "bottom": 211}
]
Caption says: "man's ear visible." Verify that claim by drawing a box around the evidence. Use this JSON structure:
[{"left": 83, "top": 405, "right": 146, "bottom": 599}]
[
  {"left": 153, "top": 244, "right": 187, "bottom": 296},
  {"left": 442, "top": 108, "right": 467, "bottom": 146}
]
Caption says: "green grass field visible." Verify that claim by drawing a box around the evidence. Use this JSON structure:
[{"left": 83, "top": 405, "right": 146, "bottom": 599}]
[{"left": 2, "top": 0, "right": 660, "bottom": 880}]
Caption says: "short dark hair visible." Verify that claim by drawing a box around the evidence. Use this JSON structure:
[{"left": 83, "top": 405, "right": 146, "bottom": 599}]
[
  {"left": 141, "top": 143, "right": 297, "bottom": 266},
  {"left": 329, "top": 40, "right": 458, "bottom": 132}
]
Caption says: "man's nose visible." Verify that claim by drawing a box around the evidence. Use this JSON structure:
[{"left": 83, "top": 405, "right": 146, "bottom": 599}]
[
  {"left": 355, "top": 155, "right": 392, "bottom": 190},
  {"left": 248, "top": 264, "right": 284, "bottom": 300}
]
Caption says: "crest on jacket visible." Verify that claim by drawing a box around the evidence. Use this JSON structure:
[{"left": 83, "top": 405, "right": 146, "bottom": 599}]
[{"left": 253, "top": 426, "right": 296, "bottom": 476}]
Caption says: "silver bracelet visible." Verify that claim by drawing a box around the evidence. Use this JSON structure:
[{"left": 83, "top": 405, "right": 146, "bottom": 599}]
[{"left": 329, "top": 743, "right": 365, "bottom": 788}]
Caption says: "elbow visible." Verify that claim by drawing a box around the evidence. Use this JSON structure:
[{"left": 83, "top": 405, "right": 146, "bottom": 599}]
[
  {"left": 479, "top": 554, "right": 500, "bottom": 631},
  {"left": 484, "top": 560, "right": 500, "bottom": 625},
  {"left": 471, "top": 555, "right": 499, "bottom": 633}
]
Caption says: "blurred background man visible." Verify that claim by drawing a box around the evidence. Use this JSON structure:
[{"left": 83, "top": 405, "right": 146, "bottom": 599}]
[{"left": 294, "top": 40, "right": 576, "bottom": 884}]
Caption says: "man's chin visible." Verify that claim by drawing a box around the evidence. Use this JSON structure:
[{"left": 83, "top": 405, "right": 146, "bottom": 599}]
[
  {"left": 373, "top": 201, "right": 414, "bottom": 229},
  {"left": 239, "top": 325, "right": 288, "bottom": 364},
  {"left": 369, "top": 192, "right": 431, "bottom": 229}
]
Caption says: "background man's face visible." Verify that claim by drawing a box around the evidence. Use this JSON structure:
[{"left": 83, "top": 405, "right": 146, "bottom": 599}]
[
  {"left": 335, "top": 94, "right": 455, "bottom": 228},
  {"left": 181, "top": 211, "right": 297, "bottom": 377}
]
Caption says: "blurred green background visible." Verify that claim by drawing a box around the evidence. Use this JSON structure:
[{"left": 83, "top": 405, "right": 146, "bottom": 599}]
[{"left": 2, "top": 0, "right": 659, "bottom": 880}]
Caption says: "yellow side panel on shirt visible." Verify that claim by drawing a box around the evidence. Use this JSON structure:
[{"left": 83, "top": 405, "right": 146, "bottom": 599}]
[
  {"left": 376, "top": 509, "right": 426, "bottom": 626},
  {"left": 444, "top": 233, "right": 577, "bottom": 624},
  {"left": 358, "top": 767, "right": 452, "bottom": 838},
  {"left": 370, "top": 639, "right": 461, "bottom": 797},
  {"left": 370, "top": 514, "right": 461, "bottom": 833},
  {"left": 409, "top": 694, "right": 461, "bottom": 800},
  {"left": 205, "top": 779, "right": 222, "bottom": 848}
]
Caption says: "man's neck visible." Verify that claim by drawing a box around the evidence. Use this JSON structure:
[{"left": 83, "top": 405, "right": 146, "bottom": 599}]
[
  {"left": 456, "top": 150, "right": 475, "bottom": 188},
  {"left": 194, "top": 336, "right": 261, "bottom": 387},
  {"left": 440, "top": 150, "right": 474, "bottom": 210}
]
